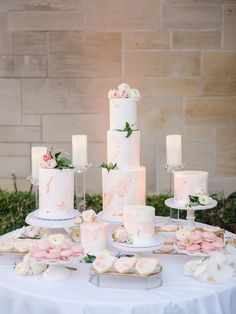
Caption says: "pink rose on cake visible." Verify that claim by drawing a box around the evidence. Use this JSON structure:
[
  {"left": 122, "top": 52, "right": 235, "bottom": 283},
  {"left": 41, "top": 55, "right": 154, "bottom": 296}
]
[{"left": 108, "top": 83, "right": 141, "bottom": 101}]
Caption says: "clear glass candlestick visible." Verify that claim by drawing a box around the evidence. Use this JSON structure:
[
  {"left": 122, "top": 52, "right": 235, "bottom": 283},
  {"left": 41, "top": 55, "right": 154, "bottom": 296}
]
[
  {"left": 163, "top": 164, "right": 184, "bottom": 219},
  {"left": 27, "top": 176, "right": 39, "bottom": 209},
  {"left": 74, "top": 163, "right": 92, "bottom": 214}
]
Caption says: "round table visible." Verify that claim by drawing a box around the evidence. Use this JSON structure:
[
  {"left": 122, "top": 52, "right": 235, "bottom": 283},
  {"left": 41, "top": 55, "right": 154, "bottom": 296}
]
[{"left": 0, "top": 229, "right": 236, "bottom": 314}]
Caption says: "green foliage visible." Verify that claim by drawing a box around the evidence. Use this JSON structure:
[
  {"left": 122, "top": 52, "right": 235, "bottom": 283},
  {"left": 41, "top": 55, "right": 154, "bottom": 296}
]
[
  {"left": 0, "top": 189, "right": 35, "bottom": 235},
  {"left": 54, "top": 151, "right": 73, "bottom": 169},
  {"left": 100, "top": 162, "right": 118, "bottom": 172},
  {"left": 0, "top": 189, "right": 235, "bottom": 236},
  {"left": 82, "top": 254, "right": 96, "bottom": 264},
  {"left": 117, "top": 122, "right": 133, "bottom": 138}
]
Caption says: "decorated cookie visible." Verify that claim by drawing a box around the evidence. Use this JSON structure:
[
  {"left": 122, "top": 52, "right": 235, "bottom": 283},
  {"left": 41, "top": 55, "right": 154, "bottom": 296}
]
[
  {"left": 135, "top": 257, "right": 160, "bottom": 276},
  {"left": 114, "top": 257, "right": 136, "bottom": 274},
  {"left": 92, "top": 254, "right": 116, "bottom": 273}
]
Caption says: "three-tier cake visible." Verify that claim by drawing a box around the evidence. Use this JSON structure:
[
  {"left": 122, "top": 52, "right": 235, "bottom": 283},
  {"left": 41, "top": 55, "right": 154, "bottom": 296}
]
[{"left": 102, "top": 84, "right": 146, "bottom": 219}]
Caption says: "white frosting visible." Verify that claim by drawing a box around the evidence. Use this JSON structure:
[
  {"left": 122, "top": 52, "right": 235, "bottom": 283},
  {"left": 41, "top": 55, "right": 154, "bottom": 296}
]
[
  {"left": 102, "top": 167, "right": 146, "bottom": 218},
  {"left": 107, "top": 130, "right": 140, "bottom": 169},
  {"left": 123, "top": 205, "right": 155, "bottom": 245},
  {"left": 39, "top": 168, "right": 74, "bottom": 218},
  {"left": 80, "top": 221, "right": 108, "bottom": 256},
  {"left": 109, "top": 98, "right": 137, "bottom": 130},
  {"left": 174, "top": 171, "right": 208, "bottom": 205}
]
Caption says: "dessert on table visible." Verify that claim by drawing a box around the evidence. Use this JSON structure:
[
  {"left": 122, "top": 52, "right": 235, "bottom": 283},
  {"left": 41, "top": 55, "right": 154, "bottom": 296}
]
[{"left": 102, "top": 83, "right": 146, "bottom": 219}]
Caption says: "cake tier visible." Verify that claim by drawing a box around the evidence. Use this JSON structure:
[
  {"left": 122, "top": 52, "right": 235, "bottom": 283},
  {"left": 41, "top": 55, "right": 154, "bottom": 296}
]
[
  {"left": 109, "top": 98, "right": 137, "bottom": 130},
  {"left": 107, "top": 130, "right": 140, "bottom": 169},
  {"left": 102, "top": 167, "right": 146, "bottom": 218},
  {"left": 80, "top": 221, "right": 108, "bottom": 256},
  {"left": 39, "top": 168, "right": 74, "bottom": 218},
  {"left": 174, "top": 170, "right": 208, "bottom": 205},
  {"left": 123, "top": 205, "right": 155, "bottom": 245}
]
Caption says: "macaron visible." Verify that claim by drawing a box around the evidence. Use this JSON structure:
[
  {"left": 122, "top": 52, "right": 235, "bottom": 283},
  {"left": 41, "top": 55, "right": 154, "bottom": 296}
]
[
  {"left": 203, "top": 232, "right": 217, "bottom": 243},
  {"left": 38, "top": 239, "right": 51, "bottom": 251},
  {"left": 60, "top": 249, "right": 73, "bottom": 259},
  {"left": 31, "top": 250, "right": 46, "bottom": 259},
  {"left": 71, "top": 245, "right": 84, "bottom": 255},
  {"left": 201, "top": 241, "right": 215, "bottom": 253},
  {"left": 190, "top": 232, "right": 203, "bottom": 244},
  {"left": 212, "top": 239, "right": 224, "bottom": 251},
  {"left": 186, "top": 243, "right": 201, "bottom": 254},
  {"left": 45, "top": 250, "right": 60, "bottom": 260},
  {"left": 176, "top": 241, "right": 186, "bottom": 250}
]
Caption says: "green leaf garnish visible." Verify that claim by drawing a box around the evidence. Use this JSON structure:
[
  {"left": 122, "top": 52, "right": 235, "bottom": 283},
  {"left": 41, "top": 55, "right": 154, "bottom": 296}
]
[
  {"left": 82, "top": 254, "right": 96, "bottom": 264},
  {"left": 117, "top": 122, "right": 134, "bottom": 138},
  {"left": 100, "top": 162, "right": 118, "bottom": 172}
]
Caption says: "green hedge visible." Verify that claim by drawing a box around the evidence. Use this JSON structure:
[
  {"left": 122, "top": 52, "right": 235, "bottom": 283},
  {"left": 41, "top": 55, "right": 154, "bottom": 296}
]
[{"left": 0, "top": 189, "right": 235, "bottom": 236}]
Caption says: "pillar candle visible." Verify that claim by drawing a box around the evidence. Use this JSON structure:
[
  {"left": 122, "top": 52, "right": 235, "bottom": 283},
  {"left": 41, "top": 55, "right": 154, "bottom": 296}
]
[
  {"left": 31, "top": 146, "right": 47, "bottom": 179},
  {"left": 166, "top": 135, "right": 182, "bottom": 166},
  {"left": 72, "top": 135, "right": 88, "bottom": 167}
]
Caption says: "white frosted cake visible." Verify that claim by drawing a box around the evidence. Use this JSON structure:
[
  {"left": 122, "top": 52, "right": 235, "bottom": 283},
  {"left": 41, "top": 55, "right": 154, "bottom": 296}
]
[
  {"left": 174, "top": 171, "right": 208, "bottom": 205},
  {"left": 123, "top": 205, "right": 155, "bottom": 245},
  {"left": 80, "top": 221, "right": 108, "bottom": 256},
  {"left": 102, "top": 84, "right": 146, "bottom": 218},
  {"left": 38, "top": 168, "right": 74, "bottom": 219},
  {"left": 109, "top": 98, "right": 137, "bottom": 130}
]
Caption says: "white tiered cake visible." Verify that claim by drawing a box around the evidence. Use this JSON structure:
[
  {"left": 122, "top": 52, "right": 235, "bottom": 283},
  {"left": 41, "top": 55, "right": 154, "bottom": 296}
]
[{"left": 102, "top": 84, "right": 146, "bottom": 218}]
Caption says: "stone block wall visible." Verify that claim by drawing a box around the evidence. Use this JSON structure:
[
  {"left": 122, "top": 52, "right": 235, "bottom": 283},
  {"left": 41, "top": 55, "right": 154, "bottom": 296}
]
[{"left": 0, "top": 0, "right": 235, "bottom": 195}]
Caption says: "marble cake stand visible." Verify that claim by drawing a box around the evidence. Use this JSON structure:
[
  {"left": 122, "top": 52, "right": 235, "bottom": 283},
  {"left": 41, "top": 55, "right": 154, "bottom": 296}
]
[
  {"left": 25, "top": 210, "right": 80, "bottom": 280},
  {"left": 165, "top": 198, "right": 217, "bottom": 227}
]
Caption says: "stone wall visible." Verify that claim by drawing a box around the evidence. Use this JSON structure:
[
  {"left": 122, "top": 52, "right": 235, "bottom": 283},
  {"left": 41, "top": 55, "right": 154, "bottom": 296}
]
[{"left": 0, "top": 0, "right": 235, "bottom": 195}]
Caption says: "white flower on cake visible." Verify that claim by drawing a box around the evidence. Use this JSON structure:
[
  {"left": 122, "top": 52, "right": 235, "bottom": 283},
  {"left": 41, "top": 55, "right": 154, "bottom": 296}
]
[
  {"left": 81, "top": 209, "right": 97, "bottom": 222},
  {"left": 112, "top": 226, "right": 128, "bottom": 243},
  {"left": 108, "top": 83, "right": 141, "bottom": 101},
  {"left": 40, "top": 158, "right": 57, "bottom": 169},
  {"left": 48, "top": 234, "right": 65, "bottom": 247},
  {"left": 198, "top": 194, "right": 209, "bottom": 205},
  {"left": 76, "top": 216, "right": 83, "bottom": 224}
]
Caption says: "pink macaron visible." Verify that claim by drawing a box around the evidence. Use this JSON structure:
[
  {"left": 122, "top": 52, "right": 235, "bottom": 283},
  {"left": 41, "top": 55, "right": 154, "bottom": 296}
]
[
  {"left": 71, "top": 245, "right": 84, "bottom": 255},
  {"left": 201, "top": 241, "right": 215, "bottom": 253},
  {"left": 60, "top": 249, "right": 73, "bottom": 259},
  {"left": 176, "top": 241, "right": 186, "bottom": 250},
  {"left": 186, "top": 243, "right": 201, "bottom": 254},
  {"left": 212, "top": 239, "right": 224, "bottom": 251},
  {"left": 190, "top": 232, "right": 203, "bottom": 244},
  {"left": 31, "top": 249, "right": 46, "bottom": 260},
  {"left": 203, "top": 232, "right": 217, "bottom": 243},
  {"left": 38, "top": 239, "right": 51, "bottom": 251},
  {"left": 45, "top": 250, "right": 60, "bottom": 260}
]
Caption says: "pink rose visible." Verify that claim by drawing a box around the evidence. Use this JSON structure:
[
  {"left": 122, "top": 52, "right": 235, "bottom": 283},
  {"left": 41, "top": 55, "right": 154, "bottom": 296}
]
[{"left": 43, "top": 154, "right": 52, "bottom": 161}]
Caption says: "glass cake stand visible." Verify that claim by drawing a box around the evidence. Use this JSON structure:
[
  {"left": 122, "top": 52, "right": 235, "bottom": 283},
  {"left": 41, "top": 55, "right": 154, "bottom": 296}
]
[
  {"left": 25, "top": 210, "right": 81, "bottom": 280},
  {"left": 165, "top": 198, "right": 217, "bottom": 227}
]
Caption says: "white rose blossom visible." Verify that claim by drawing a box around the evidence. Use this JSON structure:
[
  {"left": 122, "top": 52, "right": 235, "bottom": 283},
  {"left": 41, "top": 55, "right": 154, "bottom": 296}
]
[
  {"left": 118, "top": 83, "right": 130, "bottom": 91},
  {"left": 15, "top": 260, "right": 31, "bottom": 276},
  {"left": 129, "top": 88, "right": 141, "bottom": 100},
  {"left": 30, "top": 262, "right": 47, "bottom": 275},
  {"left": 199, "top": 194, "right": 209, "bottom": 205},
  {"left": 82, "top": 209, "right": 97, "bottom": 222},
  {"left": 48, "top": 234, "right": 65, "bottom": 247}
]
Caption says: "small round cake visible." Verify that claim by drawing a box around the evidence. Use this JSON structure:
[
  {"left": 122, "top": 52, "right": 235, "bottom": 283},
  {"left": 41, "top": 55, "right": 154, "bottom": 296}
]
[
  {"left": 123, "top": 205, "right": 155, "bottom": 245},
  {"left": 80, "top": 221, "right": 109, "bottom": 256},
  {"left": 174, "top": 171, "right": 208, "bottom": 205}
]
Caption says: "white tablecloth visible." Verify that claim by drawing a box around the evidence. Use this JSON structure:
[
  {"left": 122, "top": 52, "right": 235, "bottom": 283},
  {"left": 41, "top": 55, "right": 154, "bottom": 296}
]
[{"left": 0, "top": 252, "right": 236, "bottom": 314}]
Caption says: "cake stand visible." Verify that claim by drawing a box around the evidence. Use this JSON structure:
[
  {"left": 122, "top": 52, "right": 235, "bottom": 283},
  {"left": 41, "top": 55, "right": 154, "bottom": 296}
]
[
  {"left": 112, "top": 236, "right": 164, "bottom": 257},
  {"left": 29, "top": 255, "right": 80, "bottom": 280},
  {"left": 25, "top": 210, "right": 81, "bottom": 280},
  {"left": 165, "top": 198, "right": 217, "bottom": 227},
  {"left": 97, "top": 211, "right": 123, "bottom": 224}
]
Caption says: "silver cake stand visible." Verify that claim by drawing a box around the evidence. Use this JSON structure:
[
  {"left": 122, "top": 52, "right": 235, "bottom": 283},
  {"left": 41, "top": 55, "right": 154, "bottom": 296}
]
[
  {"left": 165, "top": 198, "right": 217, "bottom": 227},
  {"left": 25, "top": 210, "right": 80, "bottom": 280}
]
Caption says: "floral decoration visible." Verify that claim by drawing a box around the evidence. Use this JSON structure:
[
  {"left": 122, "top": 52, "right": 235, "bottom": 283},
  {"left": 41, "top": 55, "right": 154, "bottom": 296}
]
[
  {"left": 108, "top": 83, "right": 141, "bottom": 101},
  {"left": 100, "top": 162, "right": 118, "bottom": 172},
  {"left": 187, "top": 189, "right": 210, "bottom": 207},
  {"left": 40, "top": 146, "right": 74, "bottom": 170}
]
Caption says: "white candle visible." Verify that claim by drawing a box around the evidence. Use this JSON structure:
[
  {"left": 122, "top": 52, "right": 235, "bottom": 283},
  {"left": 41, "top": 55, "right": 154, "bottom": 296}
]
[
  {"left": 31, "top": 146, "right": 47, "bottom": 179},
  {"left": 166, "top": 135, "right": 182, "bottom": 166},
  {"left": 72, "top": 135, "right": 88, "bottom": 167}
]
